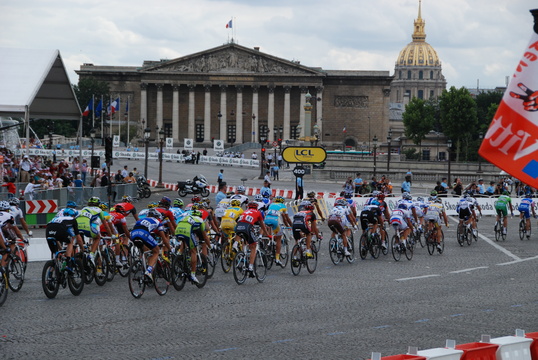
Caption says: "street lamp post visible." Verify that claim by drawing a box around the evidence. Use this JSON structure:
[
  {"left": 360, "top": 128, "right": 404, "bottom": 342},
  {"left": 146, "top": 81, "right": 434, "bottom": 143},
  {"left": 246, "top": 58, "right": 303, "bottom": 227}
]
[
  {"left": 157, "top": 127, "right": 165, "bottom": 187},
  {"left": 373, "top": 135, "right": 378, "bottom": 177},
  {"left": 143, "top": 127, "right": 151, "bottom": 179},
  {"left": 447, "top": 139, "right": 453, "bottom": 186},
  {"left": 477, "top": 132, "right": 484, "bottom": 173},
  {"left": 386, "top": 129, "right": 392, "bottom": 172},
  {"left": 90, "top": 128, "right": 96, "bottom": 176},
  {"left": 259, "top": 132, "right": 267, "bottom": 179},
  {"left": 251, "top": 113, "right": 256, "bottom": 143}
]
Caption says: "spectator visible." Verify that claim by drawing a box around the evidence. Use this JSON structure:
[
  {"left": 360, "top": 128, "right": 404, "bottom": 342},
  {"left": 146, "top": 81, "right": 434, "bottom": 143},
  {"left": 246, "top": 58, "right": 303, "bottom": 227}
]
[
  {"left": 477, "top": 178, "right": 485, "bottom": 194},
  {"left": 123, "top": 172, "right": 136, "bottom": 184},
  {"left": 434, "top": 181, "right": 446, "bottom": 197},
  {"left": 441, "top": 177, "right": 449, "bottom": 191},
  {"left": 261, "top": 181, "right": 271, "bottom": 198},
  {"left": 406, "top": 169, "right": 413, "bottom": 184},
  {"left": 343, "top": 177, "right": 354, "bottom": 193},
  {"left": 81, "top": 159, "right": 88, "bottom": 185},
  {"left": 24, "top": 178, "right": 41, "bottom": 200},
  {"left": 272, "top": 164, "right": 279, "bottom": 181},
  {"left": 217, "top": 169, "right": 224, "bottom": 187},
  {"left": 20, "top": 155, "right": 31, "bottom": 183},
  {"left": 295, "top": 176, "right": 304, "bottom": 200},
  {"left": 401, "top": 175, "right": 411, "bottom": 194},
  {"left": 353, "top": 173, "right": 364, "bottom": 195},
  {"left": 2, "top": 176, "right": 16, "bottom": 198},
  {"left": 264, "top": 171, "right": 271, "bottom": 187},
  {"left": 121, "top": 165, "right": 129, "bottom": 178},
  {"left": 114, "top": 170, "right": 124, "bottom": 183},
  {"left": 203, "top": 149, "right": 208, "bottom": 156},
  {"left": 493, "top": 182, "right": 504, "bottom": 195},
  {"left": 215, "top": 184, "right": 226, "bottom": 204},
  {"left": 370, "top": 177, "right": 378, "bottom": 193},
  {"left": 453, "top": 178, "right": 463, "bottom": 196}
]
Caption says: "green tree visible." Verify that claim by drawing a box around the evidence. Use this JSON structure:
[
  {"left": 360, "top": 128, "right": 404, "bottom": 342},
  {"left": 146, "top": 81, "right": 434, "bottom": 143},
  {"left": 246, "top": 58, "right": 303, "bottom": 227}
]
[
  {"left": 402, "top": 97, "right": 434, "bottom": 160},
  {"left": 475, "top": 90, "right": 503, "bottom": 132},
  {"left": 73, "top": 78, "right": 110, "bottom": 136},
  {"left": 439, "top": 86, "right": 478, "bottom": 162}
]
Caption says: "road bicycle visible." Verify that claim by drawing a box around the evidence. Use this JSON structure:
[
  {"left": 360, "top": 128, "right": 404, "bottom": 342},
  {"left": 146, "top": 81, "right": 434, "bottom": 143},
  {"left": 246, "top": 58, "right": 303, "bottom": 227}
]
[
  {"left": 128, "top": 240, "right": 171, "bottom": 298},
  {"left": 494, "top": 217, "right": 507, "bottom": 242},
  {"left": 311, "top": 231, "right": 323, "bottom": 254},
  {"left": 359, "top": 224, "right": 380, "bottom": 260},
  {"left": 233, "top": 238, "right": 267, "bottom": 285},
  {"left": 329, "top": 231, "right": 355, "bottom": 264},
  {"left": 390, "top": 225, "right": 413, "bottom": 261},
  {"left": 457, "top": 216, "right": 473, "bottom": 247},
  {"left": 108, "top": 234, "right": 132, "bottom": 277},
  {"left": 171, "top": 235, "right": 209, "bottom": 290},
  {"left": 290, "top": 237, "right": 318, "bottom": 276},
  {"left": 425, "top": 220, "right": 445, "bottom": 255},
  {"left": 0, "top": 251, "right": 9, "bottom": 306},
  {"left": 259, "top": 229, "right": 290, "bottom": 269},
  {"left": 41, "top": 248, "right": 84, "bottom": 299},
  {"left": 519, "top": 216, "right": 532, "bottom": 240},
  {"left": 4, "top": 239, "right": 26, "bottom": 292}
]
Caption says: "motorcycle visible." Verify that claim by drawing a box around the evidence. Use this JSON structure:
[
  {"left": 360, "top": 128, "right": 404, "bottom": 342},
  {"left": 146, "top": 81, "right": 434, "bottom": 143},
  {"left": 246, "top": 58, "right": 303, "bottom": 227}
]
[
  {"left": 177, "top": 175, "right": 210, "bottom": 197},
  {"left": 136, "top": 175, "right": 152, "bottom": 198}
]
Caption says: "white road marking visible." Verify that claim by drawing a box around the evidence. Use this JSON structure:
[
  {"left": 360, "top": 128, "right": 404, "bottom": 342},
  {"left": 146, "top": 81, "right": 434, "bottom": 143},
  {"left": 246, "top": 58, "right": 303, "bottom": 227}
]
[
  {"left": 497, "top": 255, "right": 538, "bottom": 266},
  {"left": 395, "top": 274, "right": 440, "bottom": 281},
  {"left": 449, "top": 266, "right": 489, "bottom": 274},
  {"left": 448, "top": 217, "right": 521, "bottom": 261}
]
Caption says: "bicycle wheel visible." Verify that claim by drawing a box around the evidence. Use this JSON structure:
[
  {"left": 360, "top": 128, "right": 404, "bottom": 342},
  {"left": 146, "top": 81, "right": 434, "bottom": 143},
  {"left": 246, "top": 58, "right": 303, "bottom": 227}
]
[
  {"left": 206, "top": 247, "right": 217, "bottom": 279},
  {"left": 7, "top": 256, "right": 25, "bottom": 292},
  {"left": 94, "top": 251, "right": 109, "bottom": 286},
  {"left": 290, "top": 245, "right": 302, "bottom": 276},
  {"left": 437, "top": 229, "right": 445, "bottom": 254},
  {"left": 519, "top": 220, "right": 525, "bottom": 240},
  {"left": 501, "top": 224, "right": 507, "bottom": 241},
  {"left": 117, "top": 244, "right": 131, "bottom": 277},
  {"left": 220, "top": 240, "right": 233, "bottom": 273},
  {"left": 67, "top": 258, "right": 84, "bottom": 296},
  {"left": 233, "top": 251, "right": 248, "bottom": 284},
  {"left": 370, "top": 233, "right": 381, "bottom": 259},
  {"left": 264, "top": 241, "right": 274, "bottom": 271},
  {"left": 329, "top": 238, "right": 341, "bottom": 265},
  {"left": 346, "top": 236, "right": 355, "bottom": 263},
  {"left": 457, "top": 223, "right": 464, "bottom": 247},
  {"left": 42, "top": 260, "right": 60, "bottom": 299},
  {"left": 255, "top": 250, "right": 267, "bottom": 282},
  {"left": 79, "top": 254, "right": 94, "bottom": 284},
  {"left": 391, "top": 235, "right": 401, "bottom": 261},
  {"left": 306, "top": 243, "right": 318, "bottom": 274},
  {"left": 359, "top": 233, "right": 368, "bottom": 260},
  {"left": 405, "top": 238, "right": 414, "bottom": 261},
  {"left": 494, "top": 222, "right": 501, "bottom": 242},
  {"left": 466, "top": 227, "right": 473, "bottom": 246},
  {"left": 416, "top": 228, "right": 424, "bottom": 248},
  {"left": 154, "top": 260, "right": 170, "bottom": 296},
  {"left": 105, "top": 248, "right": 116, "bottom": 282},
  {"left": 128, "top": 260, "right": 145, "bottom": 299},
  {"left": 171, "top": 254, "right": 187, "bottom": 291},
  {"left": 279, "top": 235, "right": 289, "bottom": 268},
  {"left": 195, "top": 253, "right": 209, "bottom": 288},
  {"left": 0, "top": 270, "right": 7, "bottom": 306},
  {"left": 427, "top": 231, "right": 436, "bottom": 255},
  {"left": 380, "top": 229, "right": 389, "bottom": 255}
]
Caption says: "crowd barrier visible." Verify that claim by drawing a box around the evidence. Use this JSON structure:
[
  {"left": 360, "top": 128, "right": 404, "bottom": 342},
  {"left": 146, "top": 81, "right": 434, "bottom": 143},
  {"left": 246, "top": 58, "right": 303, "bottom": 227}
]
[{"left": 370, "top": 329, "right": 537, "bottom": 360}]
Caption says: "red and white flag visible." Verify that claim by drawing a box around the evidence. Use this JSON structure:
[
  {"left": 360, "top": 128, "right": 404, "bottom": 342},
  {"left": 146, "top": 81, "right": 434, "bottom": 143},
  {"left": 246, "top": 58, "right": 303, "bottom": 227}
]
[{"left": 479, "top": 9, "right": 538, "bottom": 187}]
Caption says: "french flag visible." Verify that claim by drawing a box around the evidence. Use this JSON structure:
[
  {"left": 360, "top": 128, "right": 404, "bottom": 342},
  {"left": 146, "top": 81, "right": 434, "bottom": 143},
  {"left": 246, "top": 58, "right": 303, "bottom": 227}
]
[
  {"left": 82, "top": 100, "right": 92, "bottom": 117},
  {"left": 226, "top": 19, "right": 232, "bottom": 28},
  {"left": 108, "top": 98, "right": 120, "bottom": 115}
]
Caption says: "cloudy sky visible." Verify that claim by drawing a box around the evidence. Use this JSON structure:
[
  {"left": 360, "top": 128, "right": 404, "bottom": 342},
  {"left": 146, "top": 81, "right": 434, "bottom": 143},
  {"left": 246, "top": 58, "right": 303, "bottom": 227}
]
[{"left": 1, "top": 0, "right": 535, "bottom": 89}]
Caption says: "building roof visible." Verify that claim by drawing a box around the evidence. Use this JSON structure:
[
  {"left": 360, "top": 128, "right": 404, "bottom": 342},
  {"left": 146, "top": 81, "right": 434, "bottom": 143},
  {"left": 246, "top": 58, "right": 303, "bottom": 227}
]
[{"left": 0, "top": 48, "right": 81, "bottom": 120}]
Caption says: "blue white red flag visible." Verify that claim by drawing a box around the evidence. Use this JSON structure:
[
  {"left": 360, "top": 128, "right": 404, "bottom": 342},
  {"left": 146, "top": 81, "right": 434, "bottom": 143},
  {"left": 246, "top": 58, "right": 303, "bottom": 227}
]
[
  {"left": 479, "top": 9, "right": 538, "bottom": 188},
  {"left": 95, "top": 99, "right": 102, "bottom": 116},
  {"left": 108, "top": 98, "right": 120, "bottom": 115},
  {"left": 82, "top": 99, "right": 92, "bottom": 117},
  {"left": 226, "top": 19, "right": 232, "bottom": 28},
  {"left": 125, "top": 99, "right": 129, "bottom": 115},
  {"left": 342, "top": 126, "right": 346, "bottom": 133}
]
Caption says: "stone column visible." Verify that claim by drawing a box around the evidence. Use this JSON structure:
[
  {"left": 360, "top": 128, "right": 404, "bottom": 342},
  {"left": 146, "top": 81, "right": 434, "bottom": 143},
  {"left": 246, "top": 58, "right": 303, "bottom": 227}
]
[
  {"left": 267, "top": 85, "right": 275, "bottom": 142},
  {"left": 172, "top": 85, "right": 179, "bottom": 141},
  {"left": 283, "top": 85, "right": 291, "bottom": 140},
  {"left": 204, "top": 85, "right": 211, "bottom": 142},
  {"left": 188, "top": 84, "right": 195, "bottom": 140},
  {"left": 156, "top": 83, "right": 163, "bottom": 131},
  {"left": 219, "top": 85, "right": 227, "bottom": 141},
  {"left": 236, "top": 85, "right": 243, "bottom": 143},
  {"left": 316, "top": 86, "right": 323, "bottom": 140},
  {"left": 299, "top": 86, "right": 307, "bottom": 137},
  {"left": 139, "top": 83, "right": 147, "bottom": 138},
  {"left": 252, "top": 85, "right": 259, "bottom": 142}
]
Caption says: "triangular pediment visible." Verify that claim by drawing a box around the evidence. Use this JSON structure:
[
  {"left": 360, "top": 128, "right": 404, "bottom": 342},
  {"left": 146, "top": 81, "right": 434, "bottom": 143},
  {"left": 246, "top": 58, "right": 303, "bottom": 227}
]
[{"left": 142, "top": 43, "right": 321, "bottom": 76}]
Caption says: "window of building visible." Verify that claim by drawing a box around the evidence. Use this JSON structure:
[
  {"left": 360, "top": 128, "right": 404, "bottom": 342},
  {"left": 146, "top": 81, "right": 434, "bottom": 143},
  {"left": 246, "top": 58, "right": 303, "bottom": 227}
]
[
  {"left": 195, "top": 124, "right": 204, "bottom": 142},
  {"left": 418, "top": 90, "right": 424, "bottom": 99},
  {"left": 430, "top": 70, "right": 434, "bottom": 79},
  {"left": 290, "top": 125, "right": 299, "bottom": 139},
  {"left": 399, "top": 70, "right": 402, "bottom": 79},
  {"left": 419, "top": 70, "right": 423, "bottom": 80},
  {"left": 164, "top": 123, "right": 172, "bottom": 138},
  {"left": 407, "top": 70, "right": 411, "bottom": 79},
  {"left": 227, "top": 124, "right": 237, "bottom": 144},
  {"left": 430, "top": 90, "right": 434, "bottom": 98}
]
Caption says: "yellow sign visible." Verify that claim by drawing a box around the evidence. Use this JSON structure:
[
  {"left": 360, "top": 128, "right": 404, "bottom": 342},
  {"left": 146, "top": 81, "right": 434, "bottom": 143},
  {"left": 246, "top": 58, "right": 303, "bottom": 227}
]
[{"left": 282, "top": 146, "right": 327, "bottom": 163}]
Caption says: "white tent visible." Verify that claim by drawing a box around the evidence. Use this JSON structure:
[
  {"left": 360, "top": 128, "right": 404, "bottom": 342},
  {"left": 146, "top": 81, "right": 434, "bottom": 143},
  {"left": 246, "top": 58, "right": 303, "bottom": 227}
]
[{"left": 0, "top": 48, "right": 82, "bottom": 158}]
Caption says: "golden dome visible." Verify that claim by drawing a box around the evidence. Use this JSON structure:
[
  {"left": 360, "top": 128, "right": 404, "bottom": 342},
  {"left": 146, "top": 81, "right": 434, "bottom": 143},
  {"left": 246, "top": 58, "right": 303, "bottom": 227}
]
[{"left": 396, "top": 0, "right": 441, "bottom": 67}]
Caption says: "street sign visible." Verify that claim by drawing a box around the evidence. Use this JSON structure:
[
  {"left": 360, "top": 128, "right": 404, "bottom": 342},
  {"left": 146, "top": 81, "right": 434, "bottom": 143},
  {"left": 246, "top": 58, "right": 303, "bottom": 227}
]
[
  {"left": 214, "top": 139, "right": 224, "bottom": 151},
  {"left": 165, "top": 138, "right": 173, "bottom": 149},
  {"left": 292, "top": 165, "right": 306, "bottom": 177},
  {"left": 282, "top": 146, "right": 327, "bottom": 163},
  {"left": 272, "top": 141, "right": 278, "bottom": 147},
  {"left": 184, "top": 138, "right": 193, "bottom": 150},
  {"left": 113, "top": 135, "right": 120, "bottom": 148}
]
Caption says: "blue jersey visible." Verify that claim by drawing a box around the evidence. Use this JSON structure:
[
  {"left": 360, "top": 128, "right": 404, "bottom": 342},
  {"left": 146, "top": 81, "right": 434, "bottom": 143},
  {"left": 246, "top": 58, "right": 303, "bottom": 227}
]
[{"left": 170, "top": 207, "right": 185, "bottom": 223}]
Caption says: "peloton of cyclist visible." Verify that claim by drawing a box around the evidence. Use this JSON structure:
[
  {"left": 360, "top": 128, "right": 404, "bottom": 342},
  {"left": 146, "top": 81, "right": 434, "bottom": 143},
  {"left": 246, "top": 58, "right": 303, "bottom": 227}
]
[
  {"left": 494, "top": 191, "right": 514, "bottom": 235},
  {"left": 264, "top": 196, "right": 292, "bottom": 266},
  {"left": 292, "top": 200, "right": 321, "bottom": 258},
  {"left": 389, "top": 202, "right": 414, "bottom": 249},
  {"left": 328, "top": 198, "right": 357, "bottom": 256},
  {"left": 0, "top": 201, "right": 26, "bottom": 270},
  {"left": 518, "top": 196, "right": 535, "bottom": 239},
  {"left": 220, "top": 199, "right": 244, "bottom": 243},
  {"left": 114, "top": 195, "right": 139, "bottom": 221},
  {"left": 234, "top": 202, "right": 270, "bottom": 276},
  {"left": 359, "top": 195, "right": 385, "bottom": 250}
]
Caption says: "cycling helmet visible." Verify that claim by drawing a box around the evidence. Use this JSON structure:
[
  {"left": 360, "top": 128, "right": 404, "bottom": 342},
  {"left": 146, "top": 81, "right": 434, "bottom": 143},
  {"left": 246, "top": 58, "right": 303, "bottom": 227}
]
[
  {"left": 122, "top": 195, "right": 133, "bottom": 203},
  {"left": 159, "top": 196, "right": 172, "bottom": 207},
  {"left": 114, "top": 204, "right": 125, "bottom": 214},
  {"left": 191, "top": 195, "right": 201, "bottom": 203},
  {"left": 191, "top": 204, "right": 201, "bottom": 211},
  {"left": 226, "top": 191, "right": 235, "bottom": 198},
  {"left": 8, "top": 198, "right": 19, "bottom": 206},
  {"left": 237, "top": 185, "right": 246, "bottom": 194},
  {"left": 502, "top": 190, "right": 510, "bottom": 196},
  {"left": 300, "top": 200, "right": 314, "bottom": 210},
  {"left": 202, "top": 197, "right": 210, "bottom": 204},
  {"left": 463, "top": 193, "right": 469, "bottom": 199},
  {"left": 0, "top": 201, "right": 11, "bottom": 211},
  {"left": 416, "top": 197, "right": 424, "bottom": 202},
  {"left": 402, "top": 192, "right": 412, "bottom": 200},
  {"left": 343, "top": 192, "right": 353, "bottom": 199},
  {"left": 63, "top": 208, "right": 78, "bottom": 218},
  {"left": 372, "top": 190, "right": 380, "bottom": 196},
  {"left": 230, "top": 199, "right": 241, "bottom": 207},
  {"left": 247, "top": 202, "right": 258, "bottom": 209},
  {"left": 398, "top": 203, "right": 408, "bottom": 210},
  {"left": 377, "top": 193, "right": 385, "bottom": 201},
  {"left": 430, "top": 190, "right": 438, "bottom": 197},
  {"left": 147, "top": 202, "right": 158, "bottom": 209},
  {"left": 147, "top": 209, "right": 162, "bottom": 220},
  {"left": 335, "top": 199, "right": 347, "bottom": 207},
  {"left": 254, "top": 194, "right": 263, "bottom": 201},
  {"left": 435, "top": 198, "right": 443, "bottom": 204},
  {"left": 274, "top": 196, "right": 284, "bottom": 203},
  {"left": 99, "top": 203, "right": 109, "bottom": 211},
  {"left": 191, "top": 209, "right": 202, "bottom": 217},
  {"left": 261, "top": 190, "right": 271, "bottom": 198},
  {"left": 66, "top": 200, "right": 77, "bottom": 208},
  {"left": 173, "top": 198, "right": 184, "bottom": 208},
  {"left": 307, "top": 191, "right": 316, "bottom": 198},
  {"left": 88, "top": 196, "right": 100, "bottom": 206}
]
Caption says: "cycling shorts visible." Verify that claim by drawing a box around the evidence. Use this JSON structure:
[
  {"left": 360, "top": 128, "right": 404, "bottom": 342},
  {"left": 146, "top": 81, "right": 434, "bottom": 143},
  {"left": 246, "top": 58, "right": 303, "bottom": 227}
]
[
  {"left": 220, "top": 218, "right": 237, "bottom": 237},
  {"left": 495, "top": 204, "right": 508, "bottom": 217},
  {"left": 518, "top": 206, "right": 531, "bottom": 219},
  {"left": 360, "top": 210, "right": 378, "bottom": 231},
  {"left": 292, "top": 222, "right": 311, "bottom": 241},
  {"left": 176, "top": 233, "right": 198, "bottom": 249},
  {"left": 46, "top": 223, "right": 73, "bottom": 254},
  {"left": 390, "top": 214, "right": 408, "bottom": 231},
  {"left": 425, "top": 213, "right": 440, "bottom": 226},
  {"left": 264, "top": 216, "right": 282, "bottom": 236},
  {"left": 235, "top": 222, "right": 257, "bottom": 245},
  {"left": 327, "top": 218, "right": 345, "bottom": 235},
  {"left": 458, "top": 207, "right": 472, "bottom": 220},
  {"left": 130, "top": 228, "right": 159, "bottom": 250}
]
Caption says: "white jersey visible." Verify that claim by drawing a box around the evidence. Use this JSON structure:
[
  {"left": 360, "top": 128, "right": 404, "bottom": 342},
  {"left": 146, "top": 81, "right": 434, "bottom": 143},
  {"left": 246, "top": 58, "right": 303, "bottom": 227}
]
[
  {"left": 0, "top": 211, "right": 15, "bottom": 228},
  {"left": 412, "top": 200, "right": 427, "bottom": 217},
  {"left": 456, "top": 197, "right": 471, "bottom": 211},
  {"left": 329, "top": 206, "right": 351, "bottom": 225},
  {"left": 230, "top": 194, "right": 249, "bottom": 207},
  {"left": 9, "top": 206, "right": 24, "bottom": 223},
  {"left": 215, "top": 198, "right": 231, "bottom": 218}
]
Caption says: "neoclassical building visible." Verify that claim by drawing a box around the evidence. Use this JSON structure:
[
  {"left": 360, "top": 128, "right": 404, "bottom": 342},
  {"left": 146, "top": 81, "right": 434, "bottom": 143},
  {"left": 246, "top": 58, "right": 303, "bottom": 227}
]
[
  {"left": 77, "top": 42, "right": 393, "bottom": 149},
  {"left": 390, "top": 0, "right": 446, "bottom": 104}
]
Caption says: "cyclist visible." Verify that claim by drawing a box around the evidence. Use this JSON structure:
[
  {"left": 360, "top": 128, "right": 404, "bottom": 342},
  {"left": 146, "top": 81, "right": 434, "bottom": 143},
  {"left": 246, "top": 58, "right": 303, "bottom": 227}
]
[
  {"left": 264, "top": 196, "right": 292, "bottom": 266},
  {"left": 0, "top": 201, "right": 26, "bottom": 270},
  {"left": 220, "top": 199, "right": 244, "bottom": 243},
  {"left": 518, "top": 196, "right": 535, "bottom": 239},
  {"left": 138, "top": 202, "right": 158, "bottom": 220},
  {"left": 466, "top": 191, "right": 483, "bottom": 237},
  {"left": 170, "top": 198, "right": 186, "bottom": 224},
  {"left": 76, "top": 197, "right": 114, "bottom": 265},
  {"left": 45, "top": 207, "right": 82, "bottom": 272},
  {"left": 301, "top": 191, "right": 326, "bottom": 221},
  {"left": 375, "top": 192, "right": 391, "bottom": 248},
  {"left": 175, "top": 207, "right": 209, "bottom": 284},
  {"left": 292, "top": 200, "right": 321, "bottom": 258},
  {"left": 413, "top": 196, "right": 428, "bottom": 233},
  {"left": 343, "top": 191, "right": 358, "bottom": 219},
  {"left": 494, "top": 191, "right": 513, "bottom": 235},
  {"left": 424, "top": 197, "right": 449, "bottom": 251},
  {"left": 9, "top": 198, "right": 32, "bottom": 237},
  {"left": 215, "top": 192, "right": 234, "bottom": 224},
  {"left": 360, "top": 196, "right": 385, "bottom": 249},
  {"left": 114, "top": 195, "right": 139, "bottom": 221},
  {"left": 456, "top": 193, "right": 474, "bottom": 240},
  {"left": 130, "top": 209, "right": 168, "bottom": 281},
  {"left": 184, "top": 195, "right": 201, "bottom": 211},
  {"left": 261, "top": 189, "right": 272, "bottom": 207},
  {"left": 253, "top": 194, "right": 268, "bottom": 216},
  {"left": 328, "top": 198, "right": 357, "bottom": 257},
  {"left": 230, "top": 186, "right": 249, "bottom": 208},
  {"left": 389, "top": 202, "right": 414, "bottom": 249},
  {"left": 108, "top": 205, "right": 131, "bottom": 267},
  {"left": 234, "top": 202, "right": 270, "bottom": 276},
  {"left": 155, "top": 197, "right": 176, "bottom": 261},
  {"left": 98, "top": 202, "right": 119, "bottom": 238}
]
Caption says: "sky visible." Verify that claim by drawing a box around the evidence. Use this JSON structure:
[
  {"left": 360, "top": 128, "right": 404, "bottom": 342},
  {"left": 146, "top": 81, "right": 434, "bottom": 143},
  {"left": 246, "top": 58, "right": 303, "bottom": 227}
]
[{"left": 0, "top": 0, "right": 536, "bottom": 89}]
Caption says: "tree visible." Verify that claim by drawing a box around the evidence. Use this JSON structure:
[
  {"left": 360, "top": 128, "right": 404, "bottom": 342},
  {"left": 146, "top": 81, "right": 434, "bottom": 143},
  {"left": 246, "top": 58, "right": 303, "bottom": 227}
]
[
  {"left": 73, "top": 78, "right": 110, "bottom": 137},
  {"left": 439, "top": 86, "right": 478, "bottom": 162},
  {"left": 475, "top": 90, "right": 503, "bottom": 133},
  {"left": 402, "top": 98, "right": 434, "bottom": 160}
]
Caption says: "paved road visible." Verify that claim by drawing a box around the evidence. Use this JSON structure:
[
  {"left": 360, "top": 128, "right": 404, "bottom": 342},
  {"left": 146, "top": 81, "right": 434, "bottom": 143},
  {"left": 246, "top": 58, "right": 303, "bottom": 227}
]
[{"left": 2, "top": 213, "right": 538, "bottom": 359}]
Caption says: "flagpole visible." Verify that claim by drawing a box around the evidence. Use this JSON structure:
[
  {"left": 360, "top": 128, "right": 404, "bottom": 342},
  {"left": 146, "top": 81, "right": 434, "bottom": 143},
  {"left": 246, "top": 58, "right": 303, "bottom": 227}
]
[
  {"left": 126, "top": 96, "right": 130, "bottom": 146},
  {"left": 100, "top": 95, "right": 104, "bottom": 146},
  {"left": 118, "top": 95, "right": 121, "bottom": 146},
  {"left": 91, "top": 94, "right": 95, "bottom": 129}
]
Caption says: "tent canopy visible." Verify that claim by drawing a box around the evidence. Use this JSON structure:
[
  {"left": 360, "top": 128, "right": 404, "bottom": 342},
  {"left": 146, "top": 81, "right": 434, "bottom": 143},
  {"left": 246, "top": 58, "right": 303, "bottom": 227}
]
[{"left": 0, "top": 48, "right": 81, "bottom": 120}]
